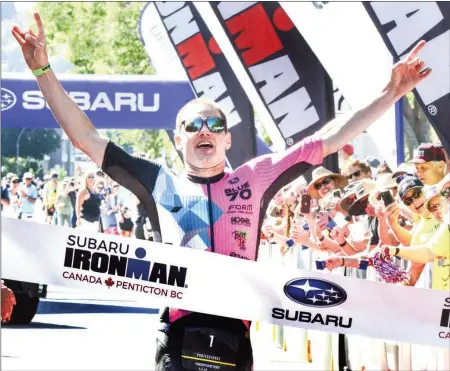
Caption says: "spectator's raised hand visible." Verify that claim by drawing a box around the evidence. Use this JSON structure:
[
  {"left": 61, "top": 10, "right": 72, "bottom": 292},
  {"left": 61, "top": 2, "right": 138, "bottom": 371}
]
[
  {"left": 329, "top": 226, "right": 346, "bottom": 245},
  {"left": 385, "top": 202, "right": 401, "bottom": 226},
  {"left": 290, "top": 223, "right": 309, "bottom": 243},
  {"left": 261, "top": 223, "right": 274, "bottom": 237},
  {"left": 325, "top": 256, "right": 344, "bottom": 271}
]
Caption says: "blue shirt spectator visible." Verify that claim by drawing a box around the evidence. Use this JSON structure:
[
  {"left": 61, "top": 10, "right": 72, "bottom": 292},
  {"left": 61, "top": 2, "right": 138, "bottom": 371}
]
[{"left": 19, "top": 172, "right": 38, "bottom": 217}]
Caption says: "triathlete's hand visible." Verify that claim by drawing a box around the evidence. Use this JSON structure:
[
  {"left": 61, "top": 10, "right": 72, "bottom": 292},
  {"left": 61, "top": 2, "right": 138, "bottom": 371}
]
[{"left": 12, "top": 13, "right": 49, "bottom": 71}]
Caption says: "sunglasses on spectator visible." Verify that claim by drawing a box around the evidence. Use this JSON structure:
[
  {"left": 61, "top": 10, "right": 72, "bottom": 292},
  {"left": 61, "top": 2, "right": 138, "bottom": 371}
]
[
  {"left": 314, "top": 177, "right": 332, "bottom": 190},
  {"left": 181, "top": 117, "right": 227, "bottom": 133},
  {"left": 428, "top": 198, "right": 444, "bottom": 212},
  {"left": 347, "top": 170, "right": 361, "bottom": 180},
  {"left": 87, "top": 176, "right": 95, "bottom": 179},
  {"left": 12, "top": 180, "right": 20, "bottom": 184},
  {"left": 441, "top": 187, "right": 450, "bottom": 199},
  {"left": 402, "top": 188, "right": 423, "bottom": 206}
]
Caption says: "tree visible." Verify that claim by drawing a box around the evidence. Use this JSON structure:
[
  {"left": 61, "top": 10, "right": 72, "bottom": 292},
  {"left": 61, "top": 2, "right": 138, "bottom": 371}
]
[
  {"left": 403, "top": 93, "right": 439, "bottom": 160},
  {"left": 1, "top": 128, "right": 61, "bottom": 159},
  {"left": 36, "top": 2, "right": 155, "bottom": 75},
  {"left": 34, "top": 2, "right": 182, "bottom": 168}
]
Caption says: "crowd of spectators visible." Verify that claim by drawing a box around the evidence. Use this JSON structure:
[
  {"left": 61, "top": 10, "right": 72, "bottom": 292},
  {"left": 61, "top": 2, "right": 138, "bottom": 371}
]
[
  {"left": 260, "top": 142, "right": 449, "bottom": 370},
  {"left": 0, "top": 167, "right": 139, "bottom": 238}
]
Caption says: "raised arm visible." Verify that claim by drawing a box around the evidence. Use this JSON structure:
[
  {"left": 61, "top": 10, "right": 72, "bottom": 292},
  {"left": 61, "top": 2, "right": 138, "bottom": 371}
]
[
  {"left": 12, "top": 13, "right": 107, "bottom": 167},
  {"left": 320, "top": 41, "right": 431, "bottom": 157}
]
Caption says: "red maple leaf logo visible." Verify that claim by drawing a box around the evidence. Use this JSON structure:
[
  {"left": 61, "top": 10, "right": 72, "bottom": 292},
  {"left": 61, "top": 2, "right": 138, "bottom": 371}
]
[{"left": 104, "top": 277, "right": 114, "bottom": 288}]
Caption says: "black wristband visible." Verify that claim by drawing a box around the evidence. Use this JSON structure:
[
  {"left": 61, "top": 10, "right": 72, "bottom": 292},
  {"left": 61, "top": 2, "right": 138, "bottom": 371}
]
[
  {"left": 341, "top": 257, "right": 345, "bottom": 267},
  {"left": 394, "top": 247, "right": 400, "bottom": 256},
  {"left": 339, "top": 240, "right": 347, "bottom": 248}
]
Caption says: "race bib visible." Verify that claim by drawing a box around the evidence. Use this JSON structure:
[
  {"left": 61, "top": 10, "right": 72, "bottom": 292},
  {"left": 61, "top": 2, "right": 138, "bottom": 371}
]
[{"left": 181, "top": 326, "right": 240, "bottom": 371}]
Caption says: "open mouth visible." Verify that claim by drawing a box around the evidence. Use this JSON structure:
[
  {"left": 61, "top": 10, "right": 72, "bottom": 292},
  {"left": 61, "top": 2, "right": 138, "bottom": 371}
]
[
  {"left": 196, "top": 141, "right": 214, "bottom": 149},
  {"left": 416, "top": 202, "right": 424, "bottom": 211}
]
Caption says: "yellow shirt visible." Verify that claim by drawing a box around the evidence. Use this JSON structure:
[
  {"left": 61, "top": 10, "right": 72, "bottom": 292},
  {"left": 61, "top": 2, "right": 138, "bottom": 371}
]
[
  {"left": 44, "top": 181, "right": 58, "bottom": 206},
  {"left": 429, "top": 218, "right": 450, "bottom": 291},
  {"left": 411, "top": 216, "right": 440, "bottom": 246}
]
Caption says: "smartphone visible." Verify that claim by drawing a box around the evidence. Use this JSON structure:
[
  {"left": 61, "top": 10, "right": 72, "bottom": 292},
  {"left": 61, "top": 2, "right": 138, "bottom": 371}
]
[
  {"left": 300, "top": 193, "right": 312, "bottom": 214},
  {"left": 318, "top": 210, "right": 329, "bottom": 226},
  {"left": 380, "top": 190, "right": 395, "bottom": 207},
  {"left": 332, "top": 190, "right": 342, "bottom": 198}
]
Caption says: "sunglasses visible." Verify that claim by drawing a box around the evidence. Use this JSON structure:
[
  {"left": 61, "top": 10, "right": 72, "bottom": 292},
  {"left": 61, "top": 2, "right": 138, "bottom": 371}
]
[
  {"left": 402, "top": 188, "right": 423, "bottom": 206},
  {"left": 428, "top": 198, "right": 444, "bottom": 213},
  {"left": 441, "top": 187, "right": 450, "bottom": 199},
  {"left": 347, "top": 170, "right": 361, "bottom": 180},
  {"left": 314, "top": 177, "right": 332, "bottom": 190},
  {"left": 12, "top": 180, "right": 20, "bottom": 184},
  {"left": 182, "top": 117, "right": 227, "bottom": 133}
]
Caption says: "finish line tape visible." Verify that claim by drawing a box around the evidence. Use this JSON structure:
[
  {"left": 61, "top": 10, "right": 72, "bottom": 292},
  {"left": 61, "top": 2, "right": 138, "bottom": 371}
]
[{"left": 2, "top": 217, "right": 449, "bottom": 348}]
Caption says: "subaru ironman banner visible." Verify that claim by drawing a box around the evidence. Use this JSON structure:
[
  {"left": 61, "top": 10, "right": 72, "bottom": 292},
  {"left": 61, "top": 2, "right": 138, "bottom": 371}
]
[
  {"left": 3, "top": 217, "right": 450, "bottom": 348},
  {"left": 151, "top": 2, "right": 258, "bottom": 168},
  {"left": 1, "top": 74, "right": 194, "bottom": 129},
  {"left": 364, "top": 2, "right": 450, "bottom": 154}
]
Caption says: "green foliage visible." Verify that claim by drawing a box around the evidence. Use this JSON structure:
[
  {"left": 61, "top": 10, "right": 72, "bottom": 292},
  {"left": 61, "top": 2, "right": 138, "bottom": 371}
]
[
  {"left": 1, "top": 157, "right": 43, "bottom": 179},
  {"left": 1, "top": 129, "right": 62, "bottom": 160},
  {"left": 49, "top": 166, "right": 68, "bottom": 181},
  {"left": 34, "top": 2, "right": 177, "bottom": 163},
  {"left": 36, "top": 2, "right": 154, "bottom": 75}
]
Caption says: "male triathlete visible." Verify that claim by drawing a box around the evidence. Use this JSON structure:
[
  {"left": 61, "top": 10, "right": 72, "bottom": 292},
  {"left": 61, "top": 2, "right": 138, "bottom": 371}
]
[{"left": 13, "top": 13, "right": 431, "bottom": 371}]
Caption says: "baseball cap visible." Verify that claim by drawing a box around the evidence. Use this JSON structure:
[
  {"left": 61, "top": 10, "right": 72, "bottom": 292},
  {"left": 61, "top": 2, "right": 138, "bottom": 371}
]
[
  {"left": 392, "top": 162, "right": 416, "bottom": 179},
  {"left": 365, "top": 156, "right": 381, "bottom": 169},
  {"left": 23, "top": 172, "right": 34, "bottom": 180},
  {"left": 398, "top": 175, "right": 424, "bottom": 200},
  {"left": 341, "top": 144, "right": 354, "bottom": 156},
  {"left": 409, "top": 143, "right": 446, "bottom": 164}
]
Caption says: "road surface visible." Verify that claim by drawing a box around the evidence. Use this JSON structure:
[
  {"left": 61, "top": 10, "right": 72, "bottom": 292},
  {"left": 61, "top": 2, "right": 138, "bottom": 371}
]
[{"left": 2, "top": 286, "right": 318, "bottom": 371}]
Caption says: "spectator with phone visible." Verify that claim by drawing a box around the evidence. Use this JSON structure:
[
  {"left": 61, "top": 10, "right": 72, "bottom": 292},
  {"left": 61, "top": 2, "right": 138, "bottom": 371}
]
[
  {"left": 368, "top": 173, "right": 401, "bottom": 247},
  {"left": 380, "top": 176, "right": 449, "bottom": 291},
  {"left": 306, "top": 167, "right": 348, "bottom": 206},
  {"left": 385, "top": 175, "right": 440, "bottom": 287}
]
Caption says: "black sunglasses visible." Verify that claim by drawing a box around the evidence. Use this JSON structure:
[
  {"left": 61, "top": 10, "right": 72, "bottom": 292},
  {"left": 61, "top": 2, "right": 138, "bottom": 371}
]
[
  {"left": 402, "top": 188, "right": 423, "bottom": 206},
  {"left": 182, "top": 117, "right": 227, "bottom": 133},
  {"left": 314, "top": 177, "right": 332, "bottom": 190},
  {"left": 347, "top": 170, "right": 361, "bottom": 180},
  {"left": 441, "top": 187, "right": 450, "bottom": 199}
]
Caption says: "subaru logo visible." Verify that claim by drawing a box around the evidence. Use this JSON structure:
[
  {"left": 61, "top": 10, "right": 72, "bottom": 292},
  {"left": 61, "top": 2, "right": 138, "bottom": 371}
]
[
  {"left": 1, "top": 88, "right": 17, "bottom": 112},
  {"left": 284, "top": 278, "right": 347, "bottom": 308},
  {"left": 229, "top": 177, "right": 239, "bottom": 185}
]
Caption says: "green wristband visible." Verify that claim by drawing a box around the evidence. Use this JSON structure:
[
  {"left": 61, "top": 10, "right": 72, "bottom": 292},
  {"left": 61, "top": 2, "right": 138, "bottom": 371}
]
[{"left": 32, "top": 64, "right": 51, "bottom": 77}]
